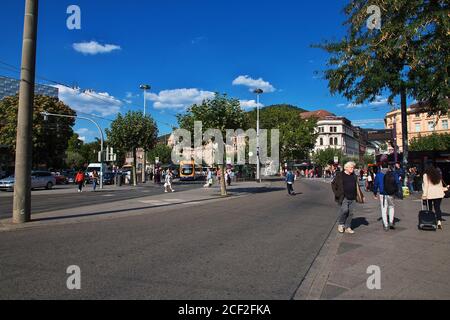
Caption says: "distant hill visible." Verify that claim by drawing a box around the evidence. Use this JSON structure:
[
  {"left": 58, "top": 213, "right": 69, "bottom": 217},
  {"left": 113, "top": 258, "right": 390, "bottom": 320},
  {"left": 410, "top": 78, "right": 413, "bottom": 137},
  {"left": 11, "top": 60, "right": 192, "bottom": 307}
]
[{"left": 260, "top": 104, "right": 308, "bottom": 113}]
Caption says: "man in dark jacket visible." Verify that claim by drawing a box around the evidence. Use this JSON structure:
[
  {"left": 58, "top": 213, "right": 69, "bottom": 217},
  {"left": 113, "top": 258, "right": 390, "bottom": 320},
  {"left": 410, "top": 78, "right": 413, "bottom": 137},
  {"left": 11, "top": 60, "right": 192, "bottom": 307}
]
[{"left": 332, "top": 162, "right": 364, "bottom": 234}]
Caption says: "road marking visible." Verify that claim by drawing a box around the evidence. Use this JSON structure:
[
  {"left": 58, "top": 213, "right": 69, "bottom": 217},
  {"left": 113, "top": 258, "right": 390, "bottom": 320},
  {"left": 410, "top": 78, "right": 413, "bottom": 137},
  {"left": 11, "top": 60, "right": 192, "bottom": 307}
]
[{"left": 102, "top": 194, "right": 114, "bottom": 197}]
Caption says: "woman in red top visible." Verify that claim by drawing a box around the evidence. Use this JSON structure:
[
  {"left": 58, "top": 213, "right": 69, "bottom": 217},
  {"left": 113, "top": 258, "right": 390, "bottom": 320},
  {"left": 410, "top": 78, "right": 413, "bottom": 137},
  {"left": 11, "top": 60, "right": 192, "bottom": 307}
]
[{"left": 75, "top": 170, "right": 85, "bottom": 193}]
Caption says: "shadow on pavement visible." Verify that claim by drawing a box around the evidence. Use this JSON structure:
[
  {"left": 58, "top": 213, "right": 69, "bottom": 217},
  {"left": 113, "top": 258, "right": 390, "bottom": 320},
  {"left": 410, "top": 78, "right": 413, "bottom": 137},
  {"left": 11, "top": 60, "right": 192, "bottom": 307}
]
[
  {"left": 228, "top": 187, "right": 285, "bottom": 194},
  {"left": 352, "top": 217, "right": 369, "bottom": 230},
  {"left": 31, "top": 197, "right": 221, "bottom": 223}
]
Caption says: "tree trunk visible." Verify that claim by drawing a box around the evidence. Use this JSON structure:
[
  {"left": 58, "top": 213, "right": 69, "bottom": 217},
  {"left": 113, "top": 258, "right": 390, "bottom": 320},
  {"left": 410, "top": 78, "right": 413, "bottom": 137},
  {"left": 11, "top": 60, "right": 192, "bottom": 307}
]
[
  {"left": 400, "top": 87, "right": 408, "bottom": 169},
  {"left": 132, "top": 148, "right": 137, "bottom": 187},
  {"left": 219, "top": 164, "right": 227, "bottom": 196}
]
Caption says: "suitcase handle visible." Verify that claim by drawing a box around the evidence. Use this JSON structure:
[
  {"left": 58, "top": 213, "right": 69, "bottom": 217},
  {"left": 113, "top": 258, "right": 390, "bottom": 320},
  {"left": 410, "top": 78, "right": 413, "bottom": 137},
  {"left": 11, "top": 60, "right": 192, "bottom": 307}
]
[{"left": 421, "top": 200, "right": 430, "bottom": 211}]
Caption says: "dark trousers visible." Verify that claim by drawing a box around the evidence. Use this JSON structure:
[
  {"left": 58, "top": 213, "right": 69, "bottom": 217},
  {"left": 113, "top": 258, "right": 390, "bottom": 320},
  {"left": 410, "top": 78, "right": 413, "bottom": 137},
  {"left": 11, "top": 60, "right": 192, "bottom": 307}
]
[
  {"left": 427, "top": 199, "right": 443, "bottom": 221},
  {"left": 287, "top": 183, "right": 294, "bottom": 195},
  {"left": 78, "top": 182, "right": 83, "bottom": 192}
]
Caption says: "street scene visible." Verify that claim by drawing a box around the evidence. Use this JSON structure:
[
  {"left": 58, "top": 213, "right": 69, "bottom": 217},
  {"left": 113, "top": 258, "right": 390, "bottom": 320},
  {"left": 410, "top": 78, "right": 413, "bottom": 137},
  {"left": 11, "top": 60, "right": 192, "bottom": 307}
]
[{"left": 0, "top": 0, "right": 449, "bottom": 306}]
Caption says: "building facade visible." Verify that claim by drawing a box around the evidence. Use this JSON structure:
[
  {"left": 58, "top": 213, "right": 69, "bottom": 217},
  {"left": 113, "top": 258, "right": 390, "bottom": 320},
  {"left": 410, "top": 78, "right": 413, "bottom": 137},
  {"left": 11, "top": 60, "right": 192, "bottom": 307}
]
[
  {"left": 385, "top": 102, "right": 450, "bottom": 153},
  {"left": 302, "top": 110, "right": 360, "bottom": 158},
  {"left": 0, "top": 76, "right": 59, "bottom": 100}
]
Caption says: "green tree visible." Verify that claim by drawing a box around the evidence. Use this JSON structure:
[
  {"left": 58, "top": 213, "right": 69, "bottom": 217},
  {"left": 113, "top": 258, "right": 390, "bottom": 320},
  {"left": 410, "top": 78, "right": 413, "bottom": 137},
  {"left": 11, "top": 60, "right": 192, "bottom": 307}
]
[
  {"left": 147, "top": 143, "right": 173, "bottom": 165},
  {"left": 106, "top": 111, "right": 158, "bottom": 186},
  {"left": 312, "top": 148, "right": 344, "bottom": 168},
  {"left": 410, "top": 133, "right": 450, "bottom": 151},
  {"left": 177, "top": 93, "right": 249, "bottom": 196},
  {"left": 0, "top": 94, "right": 76, "bottom": 169},
  {"left": 247, "top": 105, "right": 317, "bottom": 162},
  {"left": 315, "top": 0, "right": 450, "bottom": 165}
]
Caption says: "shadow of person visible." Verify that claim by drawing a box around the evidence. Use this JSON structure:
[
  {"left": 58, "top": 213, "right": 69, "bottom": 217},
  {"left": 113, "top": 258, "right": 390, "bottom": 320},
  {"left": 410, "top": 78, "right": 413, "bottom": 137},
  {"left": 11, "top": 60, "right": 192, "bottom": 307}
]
[{"left": 351, "top": 217, "right": 369, "bottom": 230}]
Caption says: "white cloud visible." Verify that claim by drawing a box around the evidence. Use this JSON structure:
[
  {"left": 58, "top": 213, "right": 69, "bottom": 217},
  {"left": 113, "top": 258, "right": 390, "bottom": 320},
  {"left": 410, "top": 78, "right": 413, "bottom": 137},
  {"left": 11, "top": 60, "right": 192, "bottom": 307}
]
[
  {"left": 55, "top": 85, "right": 123, "bottom": 116},
  {"left": 369, "top": 96, "right": 389, "bottom": 106},
  {"left": 73, "top": 41, "right": 121, "bottom": 55},
  {"left": 346, "top": 102, "right": 364, "bottom": 109},
  {"left": 146, "top": 88, "right": 215, "bottom": 110},
  {"left": 232, "top": 75, "right": 276, "bottom": 93},
  {"left": 239, "top": 100, "right": 264, "bottom": 110},
  {"left": 78, "top": 136, "right": 86, "bottom": 142}
]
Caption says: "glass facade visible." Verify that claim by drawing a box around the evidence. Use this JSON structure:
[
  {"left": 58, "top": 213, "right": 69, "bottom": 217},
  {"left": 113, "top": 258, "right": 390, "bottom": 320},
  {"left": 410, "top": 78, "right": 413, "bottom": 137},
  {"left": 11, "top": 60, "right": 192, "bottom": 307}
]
[{"left": 0, "top": 76, "right": 59, "bottom": 100}]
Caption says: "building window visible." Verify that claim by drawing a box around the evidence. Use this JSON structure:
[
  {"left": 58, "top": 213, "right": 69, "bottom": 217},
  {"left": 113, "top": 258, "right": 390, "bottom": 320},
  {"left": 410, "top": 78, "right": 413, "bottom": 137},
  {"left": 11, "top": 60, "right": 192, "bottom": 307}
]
[
  {"left": 320, "top": 138, "right": 323, "bottom": 146},
  {"left": 415, "top": 123, "right": 421, "bottom": 133},
  {"left": 334, "top": 138, "right": 338, "bottom": 146},
  {"left": 428, "top": 121, "right": 435, "bottom": 131},
  {"left": 330, "top": 138, "right": 334, "bottom": 145},
  {"left": 415, "top": 113, "right": 420, "bottom": 118},
  {"left": 442, "top": 120, "right": 448, "bottom": 130}
]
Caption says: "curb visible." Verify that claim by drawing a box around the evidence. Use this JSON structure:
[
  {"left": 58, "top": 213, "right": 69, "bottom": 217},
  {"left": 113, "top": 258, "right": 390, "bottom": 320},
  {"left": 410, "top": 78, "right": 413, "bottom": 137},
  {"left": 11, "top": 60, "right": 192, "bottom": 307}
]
[{"left": 293, "top": 217, "right": 342, "bottom": 300}]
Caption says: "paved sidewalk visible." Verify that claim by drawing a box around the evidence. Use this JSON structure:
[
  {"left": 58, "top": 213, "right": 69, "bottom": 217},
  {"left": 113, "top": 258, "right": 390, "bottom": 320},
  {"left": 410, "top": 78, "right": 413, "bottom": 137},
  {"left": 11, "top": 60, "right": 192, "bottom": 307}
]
[
  {"left": 297, "top": 181, "right": 450, "bottom": 300},
  {"left": 0, "top": 181, "right": 273, "bottom": 232}
]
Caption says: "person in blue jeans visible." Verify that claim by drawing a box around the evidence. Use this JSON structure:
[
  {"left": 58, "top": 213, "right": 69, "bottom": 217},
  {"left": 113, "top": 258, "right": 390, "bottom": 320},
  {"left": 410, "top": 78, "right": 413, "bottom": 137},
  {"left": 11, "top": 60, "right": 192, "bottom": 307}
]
[
  {"left": 373, "top": 163, "right": 402, "bottom": 231},
  {"left": 286, "top": 169, "right": 295, "bottom": 195}
]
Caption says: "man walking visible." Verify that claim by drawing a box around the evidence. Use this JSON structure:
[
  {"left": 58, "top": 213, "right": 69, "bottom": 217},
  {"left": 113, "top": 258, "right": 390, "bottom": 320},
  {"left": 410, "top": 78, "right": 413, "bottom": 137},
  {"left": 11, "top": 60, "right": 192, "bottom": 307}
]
[
  {"left": 332, "top": 162, "right": 364, "bottom": 234},
  {"left": 286, "top": 168, "right": 295, "bottom": 195},
  {"left": 394, "top": 162, "right": 405, "bottom": 199},
  {"left": 75, "top": 169, "right": 85, "bottom": 193},
  {"left": 373, "top": 163, "right": 400, "bottom": 231},
  {"left": 164, "top": 169, "right": 175, "bottom": 193}
]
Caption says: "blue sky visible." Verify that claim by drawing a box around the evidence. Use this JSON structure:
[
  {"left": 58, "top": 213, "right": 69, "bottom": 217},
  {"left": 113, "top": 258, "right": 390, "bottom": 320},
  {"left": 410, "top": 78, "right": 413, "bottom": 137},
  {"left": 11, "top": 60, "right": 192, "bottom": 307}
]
[{"left": 0, "top": 0, "right": 400, "bottom": 142}]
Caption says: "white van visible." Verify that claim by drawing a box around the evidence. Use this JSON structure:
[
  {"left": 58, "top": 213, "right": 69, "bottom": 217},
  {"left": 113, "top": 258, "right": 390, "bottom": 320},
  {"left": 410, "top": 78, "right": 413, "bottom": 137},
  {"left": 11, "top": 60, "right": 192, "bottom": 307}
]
[{"left": 86, "top": 163, "right": 110, "bottom": 178}]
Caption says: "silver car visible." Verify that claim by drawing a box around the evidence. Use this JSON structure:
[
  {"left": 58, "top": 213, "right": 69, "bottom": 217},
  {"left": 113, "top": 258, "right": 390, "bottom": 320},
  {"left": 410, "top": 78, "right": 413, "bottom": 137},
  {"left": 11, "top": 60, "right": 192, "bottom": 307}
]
[{"left": 0, "top": 171, "right": 56, "bottom": 191}]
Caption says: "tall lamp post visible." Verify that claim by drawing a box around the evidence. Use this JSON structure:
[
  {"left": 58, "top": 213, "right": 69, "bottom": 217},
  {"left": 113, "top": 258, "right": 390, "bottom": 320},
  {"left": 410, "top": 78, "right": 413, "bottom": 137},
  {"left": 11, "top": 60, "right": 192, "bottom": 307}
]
[
  {"left": 41, "top": 112, "right": 105, "bottom": 190},
  {"left": 140, "top": 84, "right": 151, "bottom": 183},
  {"left": 254, "top": 89, "right": 263, "bottom": 183}
]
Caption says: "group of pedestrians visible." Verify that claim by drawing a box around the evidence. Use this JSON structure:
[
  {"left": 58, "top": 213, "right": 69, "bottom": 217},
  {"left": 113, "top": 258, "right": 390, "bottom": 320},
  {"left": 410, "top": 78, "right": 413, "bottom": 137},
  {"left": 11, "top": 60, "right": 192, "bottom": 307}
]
[
  {"left": 332, "top": 161, "right": 449, "bottom": 234},
  {"left": 74, "top": 169, "right": 99, "bottom": 193}
]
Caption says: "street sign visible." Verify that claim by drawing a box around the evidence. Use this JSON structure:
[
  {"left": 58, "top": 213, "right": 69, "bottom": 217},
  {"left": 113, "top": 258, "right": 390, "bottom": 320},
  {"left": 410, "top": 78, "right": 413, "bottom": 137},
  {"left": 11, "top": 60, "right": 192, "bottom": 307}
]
[
  {"left": 155, "top": 157, "right": 160, "bottom": 164},
  {"left": 334, "top": 156, "right": 339, "bottom": 164}
]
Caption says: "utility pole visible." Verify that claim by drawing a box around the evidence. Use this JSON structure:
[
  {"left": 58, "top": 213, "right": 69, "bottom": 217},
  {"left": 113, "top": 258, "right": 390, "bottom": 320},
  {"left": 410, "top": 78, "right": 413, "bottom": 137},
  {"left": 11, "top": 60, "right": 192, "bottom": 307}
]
[
  {"left": 13, "top": 0, "right": 39, "bottom": 224},
  {"left": 254, "top": 89, "right": 263, "bottom": 183},
  {"left": 400, "top": 87, "right": 408, "bottom": 171}
]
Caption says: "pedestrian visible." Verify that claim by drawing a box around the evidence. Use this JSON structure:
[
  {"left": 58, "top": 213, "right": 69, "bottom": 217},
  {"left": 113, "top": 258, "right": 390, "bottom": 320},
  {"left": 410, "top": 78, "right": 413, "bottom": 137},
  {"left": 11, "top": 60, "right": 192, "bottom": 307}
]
[
  {"left": 407, "top": 168, "right": 416, "bottom": 193},
  {"left": 75, "top": 169, "right": 85, "bottom": 193},
  {"left": 422, "top": 166, "right": 449, "bottom": 230},
  {"left": 367, "top": 170, "right": 374, "bottom": 192},
  {"left": 286, "top": 168, "right": 296, "bottom": 195},
  {"left": 373, "top": 163, "right": 400, "bottom": 231},
  {"left": 226, "top": 169, "right": 232, "bottom": 186},
  {"left": 394, "top": 162, "right": 406, "bottom": 199},
  {"left": 204, "top": 168, "right": 213, "bottom": 188},
  {"left": 331, "top": 162, "right": 365, "bottom": 234},
  {"left": 164, "top": 169, "right": 175, "bottom": 193},
  {"left": 92, "top": 170, "right": 99, "bottom": 191}
]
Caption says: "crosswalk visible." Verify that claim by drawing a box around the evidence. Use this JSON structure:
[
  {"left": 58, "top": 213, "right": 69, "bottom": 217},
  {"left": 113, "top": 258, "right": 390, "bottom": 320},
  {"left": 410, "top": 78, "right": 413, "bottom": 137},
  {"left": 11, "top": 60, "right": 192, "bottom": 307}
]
[{"left": 139, "top": 199, "right": 184, "bottom": 206}]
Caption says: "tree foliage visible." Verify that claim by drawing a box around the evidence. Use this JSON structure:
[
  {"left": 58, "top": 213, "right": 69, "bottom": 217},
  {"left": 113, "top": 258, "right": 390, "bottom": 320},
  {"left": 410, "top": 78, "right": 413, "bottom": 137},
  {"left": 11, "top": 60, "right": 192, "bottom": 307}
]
[
  {"left": 0, "top": 94, "right": 76, "bottom": 169},
  {"left": 247, "top": 105, "right": 317, "bottom": 162},
  {"left": 315, "top": 0, "right": 449, "bottom": 115},
  {"left": 410, "top": 133, "right": 450, "bottom": 151},
  {"left": 147, "top": 143, "right": 173, "bottom": 165},
  {"left": 106, "top": 111, "right": 158, "bottom": 185},
  {"left": 177, "top": 93, "right": 249, "bottom": 196},
  {"left": 312, "top": 148, "right": 344, "bottom": 168}
]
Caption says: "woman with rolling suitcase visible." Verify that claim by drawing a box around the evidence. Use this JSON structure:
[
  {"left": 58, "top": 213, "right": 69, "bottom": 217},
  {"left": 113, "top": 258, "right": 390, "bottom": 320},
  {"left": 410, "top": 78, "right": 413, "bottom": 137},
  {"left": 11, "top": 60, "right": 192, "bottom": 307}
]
[{"left": 422, "top": 166, "right": 449, "bottom": 230}]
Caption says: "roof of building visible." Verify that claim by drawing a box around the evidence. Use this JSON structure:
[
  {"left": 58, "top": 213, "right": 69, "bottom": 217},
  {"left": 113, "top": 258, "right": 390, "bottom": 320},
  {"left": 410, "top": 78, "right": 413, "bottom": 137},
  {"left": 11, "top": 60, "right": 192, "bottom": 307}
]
[{"left": 300, "top": 110, "right": 335, "bottom": 120}]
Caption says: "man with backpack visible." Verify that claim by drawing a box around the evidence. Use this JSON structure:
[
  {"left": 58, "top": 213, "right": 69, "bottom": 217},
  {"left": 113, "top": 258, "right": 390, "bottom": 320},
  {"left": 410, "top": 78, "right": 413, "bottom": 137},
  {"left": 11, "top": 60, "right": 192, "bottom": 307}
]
[
  {"left": 286, "top": 169, "right": 296, "bottom": 195},
  {"left": 373, "top": 163, "right": 402, "bottom": 232}
]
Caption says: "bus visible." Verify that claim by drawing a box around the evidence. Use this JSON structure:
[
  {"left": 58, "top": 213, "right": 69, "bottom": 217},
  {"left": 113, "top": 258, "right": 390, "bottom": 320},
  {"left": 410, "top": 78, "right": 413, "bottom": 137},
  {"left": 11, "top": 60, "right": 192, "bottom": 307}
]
[{"left": 179, "top": 161, "right": 206, "bottom": 181}]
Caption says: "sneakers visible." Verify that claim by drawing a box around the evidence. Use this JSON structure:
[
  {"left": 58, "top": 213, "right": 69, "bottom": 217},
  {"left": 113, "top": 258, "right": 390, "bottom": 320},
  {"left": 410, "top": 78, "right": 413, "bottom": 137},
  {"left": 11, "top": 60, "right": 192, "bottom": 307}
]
[
  {"left": 389, "top": 223, "right": 396, "bottom": 230},
  {"left": 338, "top": 225, "right": 345, "bottom": 233},
  {"left": 384, "top": 225, "right": 389, "bottom": 232},
  {"left": 345, "top": 228, "right": 355, "bottom": 234},
  {"left": 438, "top": 221, "right": 443, "bottom": 230}
]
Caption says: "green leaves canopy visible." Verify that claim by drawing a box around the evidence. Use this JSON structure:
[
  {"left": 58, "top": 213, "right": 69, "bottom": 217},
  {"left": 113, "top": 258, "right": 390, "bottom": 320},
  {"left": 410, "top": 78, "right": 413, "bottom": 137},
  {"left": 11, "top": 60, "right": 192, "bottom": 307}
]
[
  {"left": 0, "top": 94, "right": 76, "bottom": 169},
  {"left": 410, "top": 133, "right": 450, "bottom": 151}
]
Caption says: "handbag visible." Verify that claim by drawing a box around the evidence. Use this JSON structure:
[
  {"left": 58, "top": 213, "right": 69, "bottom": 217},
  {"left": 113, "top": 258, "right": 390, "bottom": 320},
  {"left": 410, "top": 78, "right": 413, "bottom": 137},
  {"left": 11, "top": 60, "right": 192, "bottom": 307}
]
[{"left": 443, "top": 182, "right": 450, "bottom": 199}]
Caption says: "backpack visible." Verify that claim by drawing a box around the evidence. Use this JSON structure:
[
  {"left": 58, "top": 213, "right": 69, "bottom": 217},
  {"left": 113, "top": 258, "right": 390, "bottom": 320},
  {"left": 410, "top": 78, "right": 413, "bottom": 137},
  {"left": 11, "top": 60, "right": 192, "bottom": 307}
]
[{"left": 383, "top": 172, "right": 397, "bottom": 196}]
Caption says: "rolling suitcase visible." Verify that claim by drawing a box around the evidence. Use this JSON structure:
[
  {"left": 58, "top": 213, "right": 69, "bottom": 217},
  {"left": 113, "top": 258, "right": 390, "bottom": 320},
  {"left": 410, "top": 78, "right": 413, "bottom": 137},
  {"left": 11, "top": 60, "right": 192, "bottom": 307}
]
[{"left": 419, "top": 201, "right": 437, "bottom": 231}]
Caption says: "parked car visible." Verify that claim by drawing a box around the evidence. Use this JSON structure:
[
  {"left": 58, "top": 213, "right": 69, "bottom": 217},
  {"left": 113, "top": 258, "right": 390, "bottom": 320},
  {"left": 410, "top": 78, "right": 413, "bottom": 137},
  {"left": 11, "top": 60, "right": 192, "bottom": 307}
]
[
  {"left": 53, "top": 173, "right": 68, "bottom": 185},
  {"left": 102, "top": 172, "right": 116, "bottom": 185},
  {"left": 0, "top": 171, "right": 56, "bottom": 191}
]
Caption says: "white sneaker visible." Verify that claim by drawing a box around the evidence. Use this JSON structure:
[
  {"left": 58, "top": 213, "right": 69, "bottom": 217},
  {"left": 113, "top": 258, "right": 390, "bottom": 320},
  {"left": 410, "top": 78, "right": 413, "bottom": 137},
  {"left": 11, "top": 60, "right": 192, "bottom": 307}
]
[
  {"left": 345, "top": 228, "right": 355, "bottom": 234},
  {"left": 338, "top": 225, "right": 345, "bottom": 233}
]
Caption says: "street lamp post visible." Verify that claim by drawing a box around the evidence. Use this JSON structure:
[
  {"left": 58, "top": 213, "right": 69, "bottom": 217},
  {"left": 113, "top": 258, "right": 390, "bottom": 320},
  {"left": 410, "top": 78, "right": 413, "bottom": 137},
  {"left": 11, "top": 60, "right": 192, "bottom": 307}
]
[
  {"left": 41, "top": 112, "right": 105, "bottom": 190},
  {"left": 254, "top": 89, "right": 263, "bottom": 183},
  {"left": 140, "top": 84, "right": 151, "bottom": 184}
]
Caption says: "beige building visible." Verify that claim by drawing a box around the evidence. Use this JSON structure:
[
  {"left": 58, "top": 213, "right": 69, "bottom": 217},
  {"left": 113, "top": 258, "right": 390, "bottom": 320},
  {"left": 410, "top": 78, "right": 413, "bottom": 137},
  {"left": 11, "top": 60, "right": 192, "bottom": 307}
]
[{"left": 385, "top": 102, "right": 450, "bottom": 152}]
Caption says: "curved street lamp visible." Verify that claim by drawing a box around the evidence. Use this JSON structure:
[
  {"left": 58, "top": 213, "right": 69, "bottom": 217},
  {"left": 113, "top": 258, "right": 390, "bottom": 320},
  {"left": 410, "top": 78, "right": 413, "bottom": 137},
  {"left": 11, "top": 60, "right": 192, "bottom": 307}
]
[
  {"left": 140, "top": 84, "right": 151, "bottom": 183},
  {"left": 253, "top": 89, "right": 264, "bottom": 183}
]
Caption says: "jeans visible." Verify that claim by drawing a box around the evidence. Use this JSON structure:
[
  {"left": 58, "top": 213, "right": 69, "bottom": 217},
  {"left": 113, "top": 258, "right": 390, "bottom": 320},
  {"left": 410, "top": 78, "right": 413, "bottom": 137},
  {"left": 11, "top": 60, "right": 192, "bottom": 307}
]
[
  {"left": 339, "top": 198, "right": 355, "bottom": 229},
  {"left": 93, "top": 179, "right": 97, "bottom": 191},
  {"left": 427, "top": 199, "right": 443, "bottom": 221},
  {"left": 408, "top": 182, "right": 415, "bottom": 193},
  {"left": 287, "top": 183, "right": 294, "bottom": 195},
  {"left": 380, "top": 195, "right": 395, "bottom": 227},
  {"left": 78, "top": 182, "right": 83, "bottom": 192}
]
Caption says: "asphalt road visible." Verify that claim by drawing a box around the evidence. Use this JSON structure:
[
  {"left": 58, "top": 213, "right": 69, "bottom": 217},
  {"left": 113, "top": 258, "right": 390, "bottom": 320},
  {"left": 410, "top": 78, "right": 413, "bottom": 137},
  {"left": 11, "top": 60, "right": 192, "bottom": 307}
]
[
  {"left": 0, "top": 181, "right": 202, "bottom": 219},
  {"left": 0, "top": 179, "right": 339, "bottom": 299}
]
